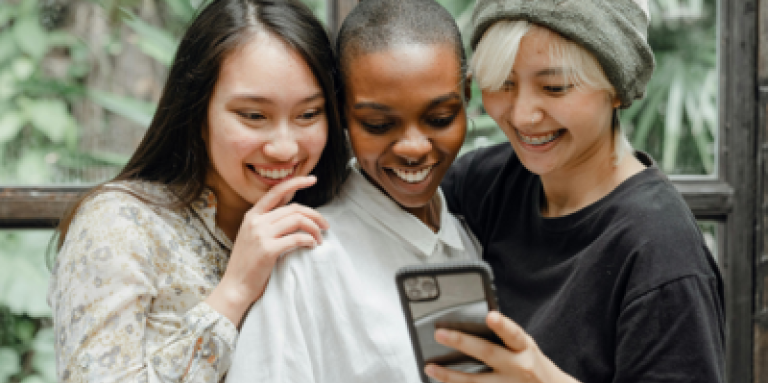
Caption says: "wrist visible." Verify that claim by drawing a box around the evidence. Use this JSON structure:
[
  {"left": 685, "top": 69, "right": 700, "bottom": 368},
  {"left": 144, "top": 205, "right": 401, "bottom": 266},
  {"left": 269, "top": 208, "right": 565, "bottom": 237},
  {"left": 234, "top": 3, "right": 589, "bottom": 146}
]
[{"left": 205, "top": 279, "right": 255, "bottom": 328}]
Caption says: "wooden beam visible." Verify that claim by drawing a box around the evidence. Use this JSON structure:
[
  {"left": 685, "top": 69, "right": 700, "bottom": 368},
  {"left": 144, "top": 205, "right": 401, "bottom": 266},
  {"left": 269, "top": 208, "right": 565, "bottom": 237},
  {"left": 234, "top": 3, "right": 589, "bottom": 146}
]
[
  {"left": 672, "top": 179, "right": 734, "bottom": 218},
  {"left": 756, "top": 0, "right": 768, "bottom": 375},
  {"left": 0, "top": 187, "right": 84, "bottom": 228},
  {"left": 722, "top": 1, "right": 759, "bottom": 382}
]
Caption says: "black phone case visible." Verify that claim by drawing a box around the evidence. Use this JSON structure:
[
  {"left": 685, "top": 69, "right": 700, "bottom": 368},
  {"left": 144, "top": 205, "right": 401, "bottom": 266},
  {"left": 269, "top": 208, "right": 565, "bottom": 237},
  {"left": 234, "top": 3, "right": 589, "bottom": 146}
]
[{"left": 396, "top": 261, "right": 499, "bottom": 383}]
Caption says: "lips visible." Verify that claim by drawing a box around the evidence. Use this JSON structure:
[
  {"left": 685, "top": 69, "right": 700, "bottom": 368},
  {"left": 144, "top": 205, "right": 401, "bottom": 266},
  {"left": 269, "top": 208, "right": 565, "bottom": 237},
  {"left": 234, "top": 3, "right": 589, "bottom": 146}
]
[
  {"left": 516, "top": 129, "right": 565, "bottom": 146},
  {"left": 247, "top": 164, "right": 297, "bottom": 181},
  {"left": 391, "top": 166, "right": 433, "bottom": 183}
]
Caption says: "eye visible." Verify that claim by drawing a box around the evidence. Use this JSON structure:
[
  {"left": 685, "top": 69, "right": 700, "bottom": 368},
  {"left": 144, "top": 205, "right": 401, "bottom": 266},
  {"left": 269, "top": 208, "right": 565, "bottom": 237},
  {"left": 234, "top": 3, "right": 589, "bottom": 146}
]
[
  {"left": 237, "top": 111, "right": 266, "bottom": 121},
  {"left": 501, "top": 80, "right": 515, "bottom": 92},
  {"left": 426, "top": 114, "right": 457, "bottom": 128},
  {"left": 299, "top": 108, "right": 325, "bottom": 120},
  {"left": 360, "top": 120, "right": 396, "bottom": 134},
  {"left": 543, "top": 84, "right": 574, "bottom": 94}
]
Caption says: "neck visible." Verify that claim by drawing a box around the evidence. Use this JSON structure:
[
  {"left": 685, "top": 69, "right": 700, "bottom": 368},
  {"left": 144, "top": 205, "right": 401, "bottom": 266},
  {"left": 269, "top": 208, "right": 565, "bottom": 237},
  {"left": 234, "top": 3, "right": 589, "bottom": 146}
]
[
  {"left": 215, "top": 202, "right": 248, "bottom": 241},
  {"left": 539, "top": 146, "right": 645, "bottom": 218},
  {"left": 404, "top": 197, "right": 441, "bottom": 233},
  {"left": 205, "top": 176, "right": 250, "bottom": 241}
]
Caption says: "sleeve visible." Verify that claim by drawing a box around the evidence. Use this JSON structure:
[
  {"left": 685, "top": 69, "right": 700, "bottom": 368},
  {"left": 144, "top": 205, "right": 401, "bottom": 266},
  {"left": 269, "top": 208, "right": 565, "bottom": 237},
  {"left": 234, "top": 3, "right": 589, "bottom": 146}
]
[
  {"left": 48, "top": 193, "right": 238, "bottom": 383},
  {"left": 614, "top": 275, "right": 725, "bottom": 383},
  {"left": 225, "top": 254, "right": 316, "bottom": 383}
]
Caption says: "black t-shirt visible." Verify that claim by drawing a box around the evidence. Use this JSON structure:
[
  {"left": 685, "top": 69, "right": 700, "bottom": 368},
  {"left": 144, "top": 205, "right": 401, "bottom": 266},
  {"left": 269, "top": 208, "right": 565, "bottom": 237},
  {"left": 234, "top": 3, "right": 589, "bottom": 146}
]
[{"left": 442, "top": 143, "right": 725, "bottom": 383}]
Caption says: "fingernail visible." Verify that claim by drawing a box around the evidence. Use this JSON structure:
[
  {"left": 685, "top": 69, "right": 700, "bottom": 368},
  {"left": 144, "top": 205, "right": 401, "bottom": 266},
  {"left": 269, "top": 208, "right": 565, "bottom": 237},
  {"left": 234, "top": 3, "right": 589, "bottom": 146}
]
[
  {"left": 488, "top": 311, "right": 501, "bottom": 323},
  {"left": 424, "top": 365, "right": 438, "bottom": 377}
]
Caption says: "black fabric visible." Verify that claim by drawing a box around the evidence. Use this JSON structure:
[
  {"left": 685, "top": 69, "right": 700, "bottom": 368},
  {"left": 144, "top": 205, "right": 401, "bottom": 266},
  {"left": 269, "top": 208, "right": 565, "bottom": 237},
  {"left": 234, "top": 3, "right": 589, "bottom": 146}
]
[{"left": 441, "top": 143, "right": 725, "bottom": 383}]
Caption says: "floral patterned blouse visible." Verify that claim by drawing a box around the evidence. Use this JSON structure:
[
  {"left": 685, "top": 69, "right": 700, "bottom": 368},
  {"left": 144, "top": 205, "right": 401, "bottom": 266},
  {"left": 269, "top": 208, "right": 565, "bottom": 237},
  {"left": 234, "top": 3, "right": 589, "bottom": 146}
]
[{"left": 48, "top": 181, "right": 238, "bottom": 382}]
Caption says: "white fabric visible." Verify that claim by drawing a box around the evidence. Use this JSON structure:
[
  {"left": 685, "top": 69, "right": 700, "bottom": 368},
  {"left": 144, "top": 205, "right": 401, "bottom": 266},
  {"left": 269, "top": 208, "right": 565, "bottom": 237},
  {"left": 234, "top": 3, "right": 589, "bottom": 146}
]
[
  {"left": 632, "top": 0, "right": 650, "bottom": 18},
  {"left": 226, "top": 167, "right": 481, "bottom": 383}
]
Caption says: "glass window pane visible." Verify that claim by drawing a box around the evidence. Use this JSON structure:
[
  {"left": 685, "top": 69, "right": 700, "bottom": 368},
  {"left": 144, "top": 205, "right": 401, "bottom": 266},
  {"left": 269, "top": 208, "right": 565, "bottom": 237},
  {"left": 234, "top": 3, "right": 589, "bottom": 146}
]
[
  {"left": 440, "top": 0, "right": 719, "bottom": 176},
  {"left": 0, "top": 0, "right": 326, "bottom": 186},
  {"left": 698, "top": 220, "right": 721, "bottom": 267},
  {"left": 625, "top": 0, "right": 718, "bottom": 176}
]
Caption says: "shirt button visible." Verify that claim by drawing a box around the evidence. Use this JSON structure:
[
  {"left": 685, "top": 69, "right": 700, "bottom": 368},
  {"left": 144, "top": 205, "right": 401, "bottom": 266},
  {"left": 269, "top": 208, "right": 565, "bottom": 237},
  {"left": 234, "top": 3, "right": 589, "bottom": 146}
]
[{"left": 202, "top": 348, "right": 211, "bottom": 357}]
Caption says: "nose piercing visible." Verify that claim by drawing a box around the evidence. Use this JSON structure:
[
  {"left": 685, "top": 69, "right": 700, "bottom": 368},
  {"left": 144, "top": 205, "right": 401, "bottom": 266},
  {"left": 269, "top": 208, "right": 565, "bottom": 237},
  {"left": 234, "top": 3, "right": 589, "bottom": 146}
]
[
  {"left": 408, "top": 160, "right": 415, "bottom": 165},
  {"left": 531, "top": 115, "right": 535, "bottom": 125}
]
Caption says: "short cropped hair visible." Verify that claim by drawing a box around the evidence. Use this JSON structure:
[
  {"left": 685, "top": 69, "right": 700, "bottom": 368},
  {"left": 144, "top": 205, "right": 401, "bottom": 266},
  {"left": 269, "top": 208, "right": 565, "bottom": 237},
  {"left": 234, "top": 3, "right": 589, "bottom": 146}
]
[
  {"left": 472, "top": 20, "right": 633, "bottom": 164},
  {"left": 336, "top": 0, "right": 467, "bottom": 96}
]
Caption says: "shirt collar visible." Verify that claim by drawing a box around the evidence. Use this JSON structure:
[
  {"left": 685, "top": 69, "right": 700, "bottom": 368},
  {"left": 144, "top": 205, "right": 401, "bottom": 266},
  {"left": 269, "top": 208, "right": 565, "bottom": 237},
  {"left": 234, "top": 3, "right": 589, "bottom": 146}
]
[
  {"left": 190, "top": 188, "right": 233, "bottom": 250},
  {"left": 343, "top": 163, "right": 465, "bottom": 258}
]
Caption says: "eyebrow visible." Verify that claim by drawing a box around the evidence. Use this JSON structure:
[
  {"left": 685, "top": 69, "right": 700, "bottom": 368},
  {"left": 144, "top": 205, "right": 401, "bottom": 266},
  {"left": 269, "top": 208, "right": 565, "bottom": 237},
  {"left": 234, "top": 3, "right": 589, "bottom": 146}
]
[
  {"left": 231, "top": 92, "right": 324, "bottom": 104},
  {"left": 426, "top": 93, "right": 462, "bottom": 109},
  {"left": 353, "top": 102, "right": 391, "bottom": 111},
  {"left": 535, "top": 68, "right": 566, "bottom": 77},
  {"left": 353, "top": 92, "right": 462, "bottom": 112}
]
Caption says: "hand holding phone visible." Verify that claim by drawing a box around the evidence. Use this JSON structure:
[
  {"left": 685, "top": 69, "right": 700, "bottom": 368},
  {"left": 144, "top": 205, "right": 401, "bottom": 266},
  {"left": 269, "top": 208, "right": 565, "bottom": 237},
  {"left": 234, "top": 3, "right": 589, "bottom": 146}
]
[{"left": 396, "top": 261, "right": 501, "bottom": 383}]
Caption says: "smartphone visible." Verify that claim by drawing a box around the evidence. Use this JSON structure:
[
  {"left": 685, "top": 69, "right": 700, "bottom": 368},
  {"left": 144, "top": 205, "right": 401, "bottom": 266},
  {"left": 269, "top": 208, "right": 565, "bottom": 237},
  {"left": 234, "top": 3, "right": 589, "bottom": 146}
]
[{"left": 396, "top": 261, "right": 501, "bottom": 383}]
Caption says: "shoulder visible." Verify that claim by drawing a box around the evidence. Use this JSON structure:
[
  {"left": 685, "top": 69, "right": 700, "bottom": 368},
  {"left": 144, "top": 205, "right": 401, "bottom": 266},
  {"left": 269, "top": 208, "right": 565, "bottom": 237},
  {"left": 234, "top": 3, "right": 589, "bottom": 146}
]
[
  {"left": 447, "top": 143, "right": 517, "bottom": 186},
  {"left": 604, "top": 169, "right": 721, "bottom": 301},
  {"left": 66, "top": 181, "right": 185, "bottom": 248}
]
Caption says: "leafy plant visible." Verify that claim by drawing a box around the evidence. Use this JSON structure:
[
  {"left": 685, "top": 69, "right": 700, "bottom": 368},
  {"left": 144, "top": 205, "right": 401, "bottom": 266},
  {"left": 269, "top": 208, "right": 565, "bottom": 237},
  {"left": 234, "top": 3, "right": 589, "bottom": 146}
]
[{"left": 0, "top": 230, "right": 55, "bottom": 383}]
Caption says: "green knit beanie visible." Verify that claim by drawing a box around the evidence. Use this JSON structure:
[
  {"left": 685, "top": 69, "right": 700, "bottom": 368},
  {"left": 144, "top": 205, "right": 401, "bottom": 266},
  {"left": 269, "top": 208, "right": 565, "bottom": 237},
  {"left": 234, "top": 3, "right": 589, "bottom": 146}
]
[{"left": 470, "top": 0, "right": 655, "bottom": 108}]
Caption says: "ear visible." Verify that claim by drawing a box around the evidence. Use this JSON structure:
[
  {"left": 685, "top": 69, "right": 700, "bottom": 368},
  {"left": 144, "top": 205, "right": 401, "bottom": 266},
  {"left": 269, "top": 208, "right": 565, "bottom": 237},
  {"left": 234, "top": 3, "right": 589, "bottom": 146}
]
[
  {"left": 464, "top": 73, "right": 473, "bottom": 103},
  {"left": 611, "top": 94, "right": 622, "bottom": 109}
]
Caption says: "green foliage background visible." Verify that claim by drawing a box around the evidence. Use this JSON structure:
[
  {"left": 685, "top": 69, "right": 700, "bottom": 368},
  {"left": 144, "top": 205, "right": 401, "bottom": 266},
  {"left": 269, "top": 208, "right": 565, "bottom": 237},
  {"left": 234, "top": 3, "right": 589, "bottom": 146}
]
[{"left": 0, "top": 0, "right": 717, "bottom": 381}]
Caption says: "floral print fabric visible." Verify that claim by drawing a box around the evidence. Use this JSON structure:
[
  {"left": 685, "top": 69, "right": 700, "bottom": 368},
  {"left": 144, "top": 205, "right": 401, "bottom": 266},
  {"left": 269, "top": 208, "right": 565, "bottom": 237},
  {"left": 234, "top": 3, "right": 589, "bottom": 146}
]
[{"left": 48, "top": 181, "right": 238, "bottom": 382}]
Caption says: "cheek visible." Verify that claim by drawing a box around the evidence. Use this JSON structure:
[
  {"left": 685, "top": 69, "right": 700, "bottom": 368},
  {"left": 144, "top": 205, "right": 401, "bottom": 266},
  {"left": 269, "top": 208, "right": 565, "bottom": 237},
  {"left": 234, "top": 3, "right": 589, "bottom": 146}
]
[
  {"left": 440, "top": 122, "right": 467, "bottom": 156},
  {"left": 348, "top": 126, "right": 377, "bottom": 161},
  {"left": 301, "top": 124, "right": 329, "bottom": 161},
  {"left": 209, "top": 122, "right": 265, "bottom": 162},
  {"left": 481, "top": 92, "right": 508, "bottom": 122}
]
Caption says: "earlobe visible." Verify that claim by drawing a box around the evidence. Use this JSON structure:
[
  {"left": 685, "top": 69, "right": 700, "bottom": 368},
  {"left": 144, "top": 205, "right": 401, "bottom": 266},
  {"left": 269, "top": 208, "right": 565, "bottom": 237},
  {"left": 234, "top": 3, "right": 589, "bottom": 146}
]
[{"left": 611, "top": 95, "right": 621, "bottom": 109}]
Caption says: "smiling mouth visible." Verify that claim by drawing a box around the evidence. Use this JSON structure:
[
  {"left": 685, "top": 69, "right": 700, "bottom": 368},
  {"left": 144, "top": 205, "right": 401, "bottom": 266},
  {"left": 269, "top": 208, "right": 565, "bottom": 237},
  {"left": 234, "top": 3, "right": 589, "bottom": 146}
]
[
  {"left": 390, "top": 166, "right": 433, "bottom": 183},
  {"left": 247, "top": 164, "right": 296, "bottom": 180},
  {"left": 517, "top": 129, "right": 565, "bottom": 146}
]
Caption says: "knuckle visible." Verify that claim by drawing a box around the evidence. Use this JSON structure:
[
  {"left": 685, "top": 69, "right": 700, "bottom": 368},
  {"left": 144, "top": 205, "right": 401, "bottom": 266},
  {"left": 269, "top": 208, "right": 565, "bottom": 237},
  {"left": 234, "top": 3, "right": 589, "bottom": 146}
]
[
  {"left": 517, "top": 355, "right": 537, "bottom": 382},
  {"left": 477, "top": 342, "right": 498, "bottom": 361}
]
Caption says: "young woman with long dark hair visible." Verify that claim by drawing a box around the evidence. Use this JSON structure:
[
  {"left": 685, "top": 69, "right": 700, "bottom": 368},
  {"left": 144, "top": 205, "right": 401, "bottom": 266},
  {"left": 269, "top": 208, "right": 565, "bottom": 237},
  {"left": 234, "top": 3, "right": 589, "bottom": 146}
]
[{"left": 47, "top": 0, "right": 349, "bottom": 381}]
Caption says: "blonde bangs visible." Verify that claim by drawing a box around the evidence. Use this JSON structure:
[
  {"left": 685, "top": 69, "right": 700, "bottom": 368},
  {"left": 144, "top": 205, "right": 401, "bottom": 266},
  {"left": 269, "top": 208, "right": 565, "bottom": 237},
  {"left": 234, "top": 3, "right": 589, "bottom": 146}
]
[
  {"left": 471, "top": 21, "right": 613, "bottom": 95},
  {"left": 546, "top": 30, "right": 614, "bottom": 95},
  {"left": 471, "top": 20, "right": 530, "bottom": 91}
]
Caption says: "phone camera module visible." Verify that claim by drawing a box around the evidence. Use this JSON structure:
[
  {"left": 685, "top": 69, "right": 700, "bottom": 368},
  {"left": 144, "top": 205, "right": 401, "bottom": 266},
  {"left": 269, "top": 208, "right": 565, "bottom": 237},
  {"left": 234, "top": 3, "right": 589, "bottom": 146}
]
[{"left": 403, "top": 275, "right": 440, "bottom": 302}]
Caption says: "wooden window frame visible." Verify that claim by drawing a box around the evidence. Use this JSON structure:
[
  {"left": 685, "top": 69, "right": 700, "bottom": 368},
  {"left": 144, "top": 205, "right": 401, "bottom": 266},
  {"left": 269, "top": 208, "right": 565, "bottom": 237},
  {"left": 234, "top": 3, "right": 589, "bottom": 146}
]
[{"left": 0, "top": 0, "right": 762, "bottom": 381}]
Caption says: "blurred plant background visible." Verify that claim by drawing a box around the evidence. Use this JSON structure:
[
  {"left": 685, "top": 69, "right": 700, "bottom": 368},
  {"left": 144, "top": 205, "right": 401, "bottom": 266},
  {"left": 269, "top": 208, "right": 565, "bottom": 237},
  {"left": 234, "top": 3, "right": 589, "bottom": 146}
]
[{"left": 0, "top": 0, "right": 717, "bottom": 381}]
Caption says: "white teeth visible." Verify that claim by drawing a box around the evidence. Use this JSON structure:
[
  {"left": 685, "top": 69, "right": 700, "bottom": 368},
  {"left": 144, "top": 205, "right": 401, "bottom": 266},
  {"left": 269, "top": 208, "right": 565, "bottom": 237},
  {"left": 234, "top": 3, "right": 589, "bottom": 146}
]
[
  {"left": 254, "top": 167, "right": 295, "bottom": 180},
  {"left": 518, "top": 130, "right": 562, "bottom": 146},
  {"left": 392, "top": 167, "right": 432, "bottom": 183}
]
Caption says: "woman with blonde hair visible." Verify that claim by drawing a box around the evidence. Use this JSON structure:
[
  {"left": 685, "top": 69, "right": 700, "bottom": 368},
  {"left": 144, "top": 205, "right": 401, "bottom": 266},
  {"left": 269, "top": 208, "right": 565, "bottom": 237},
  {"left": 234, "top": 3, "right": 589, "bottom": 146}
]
[{"left": 431, "top": 0, "right": 725, "bottom": 382}]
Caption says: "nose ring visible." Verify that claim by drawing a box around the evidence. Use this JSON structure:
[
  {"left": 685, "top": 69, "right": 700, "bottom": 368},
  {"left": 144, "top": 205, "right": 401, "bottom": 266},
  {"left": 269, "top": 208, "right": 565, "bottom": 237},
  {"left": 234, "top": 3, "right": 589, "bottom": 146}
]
[{"left": 408, "top": 160, "right": 415, "bottom": 165}]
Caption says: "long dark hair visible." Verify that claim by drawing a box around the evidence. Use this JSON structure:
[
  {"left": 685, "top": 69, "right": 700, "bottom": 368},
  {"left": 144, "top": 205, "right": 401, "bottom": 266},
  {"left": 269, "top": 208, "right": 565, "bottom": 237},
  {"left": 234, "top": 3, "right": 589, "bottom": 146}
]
[{"left": 55, "top": 0, "right": 350, "bottom": 250}]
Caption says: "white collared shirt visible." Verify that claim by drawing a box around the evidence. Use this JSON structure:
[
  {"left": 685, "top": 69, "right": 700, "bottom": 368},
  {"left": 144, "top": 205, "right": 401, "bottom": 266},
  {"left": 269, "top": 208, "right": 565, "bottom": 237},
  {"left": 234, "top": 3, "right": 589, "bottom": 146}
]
[{"left": 226, "top": 167, "right": 482, "bottom": 383}]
